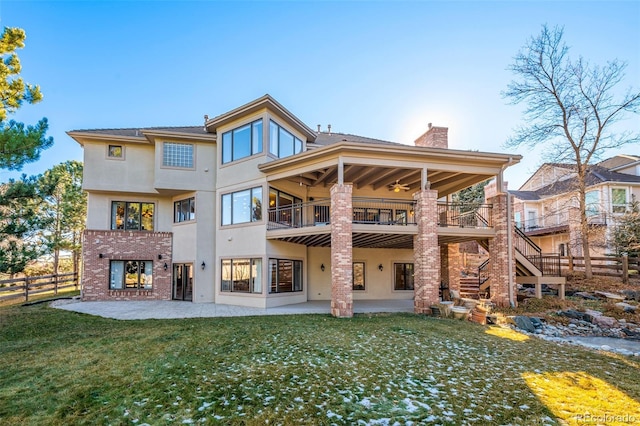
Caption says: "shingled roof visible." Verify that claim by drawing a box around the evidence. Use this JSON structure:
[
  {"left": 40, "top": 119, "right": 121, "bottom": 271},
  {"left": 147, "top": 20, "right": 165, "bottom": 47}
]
[
  {"left": 511, "top": 164, "right": 640, "bottom": 200},
  {"left": 70, "top": 126, "right": 209, "bottom": 137}
]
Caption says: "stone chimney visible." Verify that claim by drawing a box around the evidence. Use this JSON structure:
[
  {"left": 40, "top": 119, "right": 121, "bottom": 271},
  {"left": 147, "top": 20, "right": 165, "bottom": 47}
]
[{"left": 414, "top": 123, "right": 448, "bottom": 149}]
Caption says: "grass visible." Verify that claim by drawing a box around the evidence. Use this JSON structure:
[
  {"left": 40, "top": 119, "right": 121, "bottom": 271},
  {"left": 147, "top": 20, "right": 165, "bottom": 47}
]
[{"left": 1, "top": 306, "right": 640, "bottom": 425}]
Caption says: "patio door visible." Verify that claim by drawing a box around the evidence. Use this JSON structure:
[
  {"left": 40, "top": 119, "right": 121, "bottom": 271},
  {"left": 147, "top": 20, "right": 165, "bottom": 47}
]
[{"left": 173, "top": 263, "right": 193, "bottom": 301}]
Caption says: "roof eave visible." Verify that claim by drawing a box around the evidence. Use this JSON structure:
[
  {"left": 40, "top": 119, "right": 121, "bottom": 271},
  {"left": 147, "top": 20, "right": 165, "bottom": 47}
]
[{"left": 66, "top": 131, "right": 148, "bottom": 146}]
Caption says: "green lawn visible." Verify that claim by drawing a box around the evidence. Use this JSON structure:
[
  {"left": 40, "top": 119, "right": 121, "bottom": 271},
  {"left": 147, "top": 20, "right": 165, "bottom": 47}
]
[{"left": 1, "top": 305, "right": 640, "bottom": 425}]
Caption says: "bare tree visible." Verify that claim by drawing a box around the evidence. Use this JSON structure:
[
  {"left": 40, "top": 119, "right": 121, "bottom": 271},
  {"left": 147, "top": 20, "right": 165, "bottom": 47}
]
[{"left": 504, "top": 25, "right": 640, "bottom": 278}]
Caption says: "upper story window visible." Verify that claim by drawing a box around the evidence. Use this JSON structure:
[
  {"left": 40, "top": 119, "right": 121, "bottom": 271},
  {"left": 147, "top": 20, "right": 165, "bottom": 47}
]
[
  {"left": 269, "top": 120, "right": 303, "bottom": 159},
  {"left": 585, "top": 190, "right": 600, "bottom": 217},
  {"left": 222, "top": 119, "right": 263, "bottom": 164},
  {"left": 174, "top": 197, "right": 195, "bottom": 223},
  {"left": 612, "top": 188, "right": 628, "bottom": 213},
  {"left": 111, "top": 201, "right": 154, "bottom": 231},
  {"left": 221, "top": 187, "right": 263, "bottom": 226},
  {"left": 108, "top": 144, "right": 123, "bottom": 159},
  {"left": 163, "top": 142, "right": 194, "bottom": 168}
]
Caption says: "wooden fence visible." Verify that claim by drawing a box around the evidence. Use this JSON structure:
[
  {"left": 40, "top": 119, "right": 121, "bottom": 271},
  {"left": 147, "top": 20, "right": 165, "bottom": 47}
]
[
  {"left": 560, "top": 256, "right": 640, "bottom": 284},
  {"left": 0, "top": 272, "right": 79, "bottom": 302}
]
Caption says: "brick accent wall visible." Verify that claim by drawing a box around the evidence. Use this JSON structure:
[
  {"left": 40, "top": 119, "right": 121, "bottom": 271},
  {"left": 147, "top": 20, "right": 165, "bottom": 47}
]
[
  {"left": 487, "top": 194, "right": 516, "bottom": 307},
  {"left": 82, "top": 230, "right": 173, "bottom": 301},
  {"left": 413, "top": 189, "right": 440, "bottom": 314},
  {"left": 414, "top": 124, "right": 448, "bottom": 149},
  {"left": 330, "top": 184, "right": 353, "bottom": 318}
]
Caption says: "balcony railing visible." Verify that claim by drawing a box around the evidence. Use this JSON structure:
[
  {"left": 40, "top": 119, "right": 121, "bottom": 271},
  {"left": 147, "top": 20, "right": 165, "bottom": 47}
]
[
  {"left": 268, "top": 198, "right": 494, "bottom": 231},
  {"left": 267, "top": 198, "right": 417, "bottom": 230},
  {"left": 437, "top": 203, "right": 493, "bottom": 228}
]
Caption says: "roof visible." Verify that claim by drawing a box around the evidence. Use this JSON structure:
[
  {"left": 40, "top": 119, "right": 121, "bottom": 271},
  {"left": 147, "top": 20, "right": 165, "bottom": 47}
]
[
  {"left": 598, "top": 154, "right": 640, "bottom": 170},
  {"left": 511, "top": 164, "right": 640, "bottom": 200},
  {"left": 312, "top": 132, "right": 403, "bottom": 147},
  {"left": 69, "top": 126, "right": 208, "bottom": 137}
]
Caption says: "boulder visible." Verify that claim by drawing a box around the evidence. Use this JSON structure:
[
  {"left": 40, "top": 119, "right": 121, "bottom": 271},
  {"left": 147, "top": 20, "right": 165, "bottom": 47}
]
[
  {"left": 574, "top": 292, "right": 598, "bottom": 300},
  {"left": 513, "top": 316, "right": 536, "bottom": 333},
  {"left": 592, "top": 315, "right": 619, "bottom": 329},
  {"left": 529, "top": 317, "right": 544, "bottom": 329},
  {"left": 621, "top": 290, "right": 640, "bottom": 301},
  {"left": 615, "top": 302, "right": 638, "bottom": 313},
  {"left": 560, "top": 310, "right": 595, "bottom": 323}
]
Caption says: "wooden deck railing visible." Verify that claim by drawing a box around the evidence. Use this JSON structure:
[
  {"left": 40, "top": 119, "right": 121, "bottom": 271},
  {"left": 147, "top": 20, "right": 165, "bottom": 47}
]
[{"left": 0, "top": 272, "right": 79, "bottom": 302}]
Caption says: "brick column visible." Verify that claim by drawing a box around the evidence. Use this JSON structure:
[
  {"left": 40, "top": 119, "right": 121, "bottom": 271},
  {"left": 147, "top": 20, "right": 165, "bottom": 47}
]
[
  {"left": 413, "top": 189, "right": 440, "bottom": 314},
  {"left": 447, "top": 243, "right": 461, "bottom": 295},
  {"left": 487, "top": 194, "right": 516, "bottom": 307},
  {"left": 330, "top": 183, "right": 353, "bottom": 318}
]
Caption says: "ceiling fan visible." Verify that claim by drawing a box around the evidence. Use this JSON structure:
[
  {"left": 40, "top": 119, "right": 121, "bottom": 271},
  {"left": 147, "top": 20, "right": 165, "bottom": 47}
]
[{"left": 389, "top": 180, "right": 410, "bottom": 192}]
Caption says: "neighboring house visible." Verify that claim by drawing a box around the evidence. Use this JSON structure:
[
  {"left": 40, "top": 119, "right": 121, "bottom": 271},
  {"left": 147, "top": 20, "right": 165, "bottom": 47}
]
[
  {"left": 68, "top": 95, "right": 523, "bottom": 317},
  {"left": 510, "top": 155, "right": 640, "bottom": 257}
]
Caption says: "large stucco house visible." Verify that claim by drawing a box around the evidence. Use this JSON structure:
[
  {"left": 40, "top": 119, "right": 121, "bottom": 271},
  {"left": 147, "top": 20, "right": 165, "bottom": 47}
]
[
  {"left": 510, "top": 155, "right": 640, "bottom": 258},
  {"left": 69, "top": 95, "right": 528, "bottom": 317}
]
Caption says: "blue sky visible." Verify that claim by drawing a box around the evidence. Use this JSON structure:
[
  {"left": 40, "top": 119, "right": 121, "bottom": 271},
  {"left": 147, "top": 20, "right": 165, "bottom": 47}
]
[{"left": 1, "top": 0, "right": 638, "bottom": 189}]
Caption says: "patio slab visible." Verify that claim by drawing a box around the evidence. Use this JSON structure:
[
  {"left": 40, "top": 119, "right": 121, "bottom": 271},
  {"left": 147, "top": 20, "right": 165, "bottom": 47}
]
[{"left": 51, "top": 299, "right": 415, "bottom": 320}]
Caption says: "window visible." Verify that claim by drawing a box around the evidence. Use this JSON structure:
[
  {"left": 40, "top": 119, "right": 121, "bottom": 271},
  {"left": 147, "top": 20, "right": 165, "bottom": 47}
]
[
  {"left": 111, "top": 201, "right": 154, "bottom": 231},
  {"left": 268, "top": 188, "right": 302, "bottom": 227},
  {"left": 353, "top": 262, "right": 365, "bottom": 290},
  {"left": 514, "top": 212, "right": 522, "bottom": 229},
  {"left": 163, "top": 142, "right": 194, "bottom": 168},
  {"left": 394, "top": 263, "right": 414, "bottom": 291},
  {"left": 174, "top": 197, "right": 195, "bottom": 223},
  {"left": 269, "top": 259, "right": 302, "bottom": 293},
  {"left": 269, "top": 120, "right": 303, "bottom": 159},
  {"left": 612, "top": 188, "right": 628, "bottom": 213},
  {"left": 108, "top": 145, "right": 123, "bottom": 158},
  {"left": 110, "top": 260, "right": 152, "bottom": 290},
  {"left": 221, "top": 258, "right": 262, "bottom": 293},
  {"left": 221, "top": 187, "right": 262, "bottom": 225},
  {"left": 585, "top": 190, "right": 600, "bottom": 217},
  {"left": 222, "top": 119, "right": 263, "bottom": 164}
]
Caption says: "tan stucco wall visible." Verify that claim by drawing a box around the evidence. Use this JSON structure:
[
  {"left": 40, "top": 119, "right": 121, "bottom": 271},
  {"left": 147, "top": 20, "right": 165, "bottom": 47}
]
[
  {"left": 153, "top": 140, "right": 216, "bottom": 192},
  {"left": 83, "top": 141, "right": 156, "bottom": 193}
]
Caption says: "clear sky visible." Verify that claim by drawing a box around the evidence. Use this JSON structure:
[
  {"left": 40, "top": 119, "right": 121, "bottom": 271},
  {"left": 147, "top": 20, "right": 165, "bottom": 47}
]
[{"left": 1, "top": 0, "right": 638, "bottom": 189}]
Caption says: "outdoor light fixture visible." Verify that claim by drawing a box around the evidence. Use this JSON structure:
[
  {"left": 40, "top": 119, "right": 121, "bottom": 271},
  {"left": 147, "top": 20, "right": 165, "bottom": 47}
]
[
  {"left": 163, "top": 262, "right": 168, "bottom": 271},
  {"left": 378, "top": 264, "right": 384, "bottom": 271},
  {"left": 98, "top": 253, "right": 103, "bottom": 258},
  {"left": 158, "top": 254, "right": 162, "bottom": 260},
  {"left": 201, "top": 261, "right": 206, "bottom": 270},
  {"left": 321, "top": 263, "right": 325, "bottom": 272}
]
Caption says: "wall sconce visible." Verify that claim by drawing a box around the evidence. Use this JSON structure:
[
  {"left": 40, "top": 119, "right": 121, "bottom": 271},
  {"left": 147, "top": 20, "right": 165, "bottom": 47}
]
[
  {"left": 158, "top": 254, "right": 163, "bottom": 260},
  {"left": 163, "top": 262, "right": 168, "bottom": 271},
  {"left": 201, "top": 261, "right": 206, "bottom": 270},
  {"left": 378, "top": 264, "right": 384, "bottom": 271},
  {"left": 321, "top": 263, "right": 325, "bottom": 272},
  {"left": 98, "top": 253, "right": 103, "bottom": 258}
]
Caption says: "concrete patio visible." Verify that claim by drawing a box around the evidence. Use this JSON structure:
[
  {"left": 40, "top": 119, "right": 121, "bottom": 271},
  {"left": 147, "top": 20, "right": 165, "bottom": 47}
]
[{"left": 51, "top": 299, "right": 415, "bottom": 320}]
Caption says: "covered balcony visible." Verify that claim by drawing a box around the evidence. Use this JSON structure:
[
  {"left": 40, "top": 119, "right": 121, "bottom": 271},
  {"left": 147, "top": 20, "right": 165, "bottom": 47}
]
[{"left": 266, "top": 197, "right": 494, "bottom": 248}]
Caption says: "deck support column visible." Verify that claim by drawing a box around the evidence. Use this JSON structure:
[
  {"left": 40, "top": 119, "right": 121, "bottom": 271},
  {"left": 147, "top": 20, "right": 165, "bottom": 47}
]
[
  {"left": 440, "top": 243, "right": 461, "bottom": 298},
  {"left": 487, "top": 193, "right": 517, "bottom": 307},
  {"left": 413, "top": 189, "right": 440, "bottom": 314},
  {"left": 330, "top": 183, "right": 353, "bottom": 318}
]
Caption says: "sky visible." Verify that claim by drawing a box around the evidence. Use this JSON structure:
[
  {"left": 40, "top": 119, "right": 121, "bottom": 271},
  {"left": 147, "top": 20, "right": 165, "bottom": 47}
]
[{"left": 0, "top": 0, "right": 638, "bottom": 189}]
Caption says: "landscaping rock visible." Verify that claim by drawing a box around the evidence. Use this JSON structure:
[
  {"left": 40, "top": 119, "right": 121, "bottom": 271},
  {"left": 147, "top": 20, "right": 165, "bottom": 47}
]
[
  {"left": 574, "top": 291, "right": 598, "bottom": 300},
  {"left": 529, "top": 317, "right": 544, "bottom": 329},
  {"left": 513, "top": 316, "right": 536, "bottom": 333},
  {"left": 559, "top": 310, "right": 594, "bottom": 323},
  {"left": 591, "top": 315, "right": 619, "bottom": 329},
  {"left": 621, "top": 290, "right": 640, "bottom": 301},
  {"left": 615, "top": 302, "right": 638, "bottom": 313}
]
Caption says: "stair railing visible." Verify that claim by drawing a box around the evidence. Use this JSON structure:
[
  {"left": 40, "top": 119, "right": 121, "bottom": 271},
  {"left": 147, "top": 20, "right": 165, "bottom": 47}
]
[{"left": 514, "top": 226, "right": 543, "bottom": 273}]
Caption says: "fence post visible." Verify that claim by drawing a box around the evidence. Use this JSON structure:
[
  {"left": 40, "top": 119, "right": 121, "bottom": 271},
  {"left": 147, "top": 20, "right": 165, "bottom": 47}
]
[
  {"left": 24, "top": 276, "right": 29, "bottom": 302},
  {"left": 622, "top": 255, "right": 629, "bottom": 285}
]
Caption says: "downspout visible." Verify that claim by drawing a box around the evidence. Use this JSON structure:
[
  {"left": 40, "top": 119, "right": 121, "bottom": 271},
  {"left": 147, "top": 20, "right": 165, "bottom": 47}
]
[{"left": 503, "top": 156, "right": 516, "bottom": 308}]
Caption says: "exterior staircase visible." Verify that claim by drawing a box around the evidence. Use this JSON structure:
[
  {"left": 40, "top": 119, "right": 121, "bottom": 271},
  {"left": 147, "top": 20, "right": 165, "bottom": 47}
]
[{"left": 462, "top": 227, "right": 565, "bottom": 299}]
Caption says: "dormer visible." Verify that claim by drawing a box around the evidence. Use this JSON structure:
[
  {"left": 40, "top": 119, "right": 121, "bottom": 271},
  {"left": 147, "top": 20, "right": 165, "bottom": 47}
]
[{"left": 206, "top": 95, "right": 317, "bottom": 167}]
